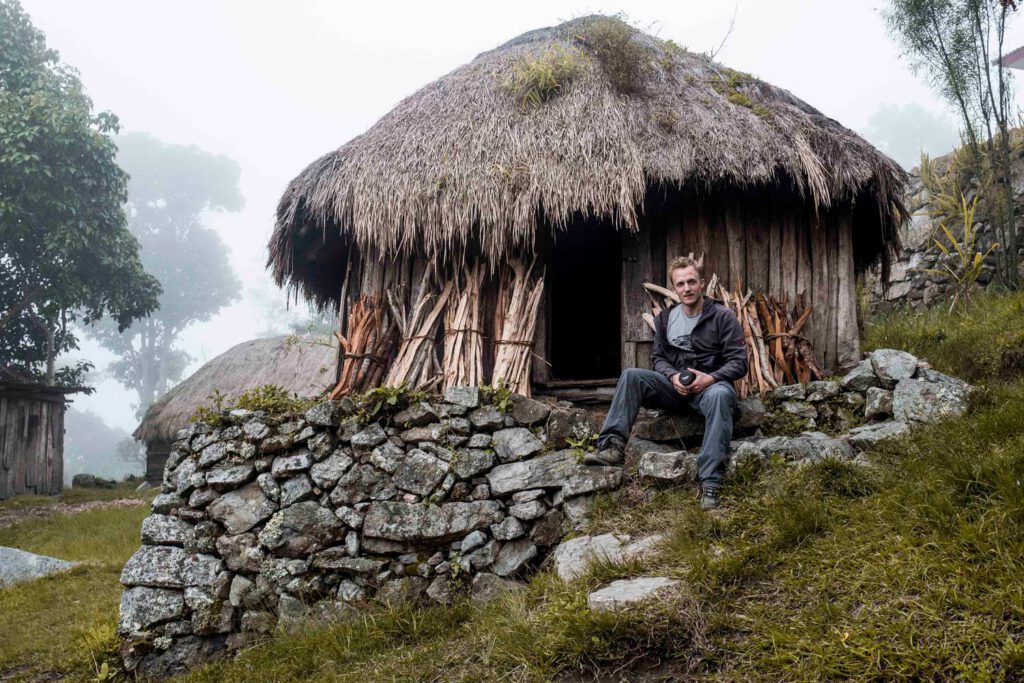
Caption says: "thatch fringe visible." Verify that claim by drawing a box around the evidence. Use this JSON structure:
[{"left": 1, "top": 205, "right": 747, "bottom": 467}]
[{"left": 270, "top": 15, "right": 908, "bottom": 308}]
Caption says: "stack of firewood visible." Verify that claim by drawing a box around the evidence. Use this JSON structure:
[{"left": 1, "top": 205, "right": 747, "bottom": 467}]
[
  {"left": 492, "top": 260, "right": 545, "bottom": 396},
  {"left": 383, "top": 272, "right": 453, "bottom": 390},
  {"left": 641, "top": 276, "right": 823, "bottom": 398},
  {"left": 329, "top": 295, "right": 396, "bottom": 398},
  {"left": 442, "top": 263, "right": 485, "bottom": 390}
]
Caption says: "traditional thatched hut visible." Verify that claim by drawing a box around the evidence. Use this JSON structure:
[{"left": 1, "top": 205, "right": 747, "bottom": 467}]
[
  {"left": 134, "top": 335, "right": 337, "bottom": 483},
  {"left": 0, "top": 381, "right": 79, "bottom": 499},
  {"left": 269, "top": 16, "right": 907, "bottom": 399}
]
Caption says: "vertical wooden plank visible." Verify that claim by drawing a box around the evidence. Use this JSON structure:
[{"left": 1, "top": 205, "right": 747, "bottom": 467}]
[
  {"left": 780, "top": 208, "right": 798, "bottom": 304},
  {"left": 705, "top": 193, "right": 731, "bottom": 287},
  {"left": 621, "top": 227, "right": 655, "bottom": 344},
  {"left": 825, "top": 212, "right": 842, "bottom": 370},
  {"left": 744, "top": 193, "right": 769, "bottom": 295},
  {"left": 531, "top": 236, "right": 550, "bottom": 384},
  {"left": 681, "top": 191, "right": 708, "bottom": 268},
  {"left": 795, "top": 209, "right": 813, "bottom": 309},
  {"left": 809, "top": 209, "right": 830, "bottom": 367},
  {"left": 725, "top": 196, "right": 746, "bottom": 291},
  {"left": 0, "top": 397, "right": 8, "bottom": 500},
  {"left": 13, "top": 404, "right": 25, "bottom": 495},
  {"left": 53, "top": 404, "right": 64, "bottom": 495},
  {"left": 768, "top": 195, "right": 782, "bottom": 299},
  {"left": 836, "top": 213, "right": 860, "bottom": 368},
  {"left": 664, "top": 210, "right": 685, "bottom": 284}
]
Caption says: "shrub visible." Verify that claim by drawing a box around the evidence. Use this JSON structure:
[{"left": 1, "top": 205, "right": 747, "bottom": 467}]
[
  {"left": 501, "top": 45, "right": 585, "bottom": 108},
  {"left": 572, "top": 15, "right": 654, "bottom": 93}
]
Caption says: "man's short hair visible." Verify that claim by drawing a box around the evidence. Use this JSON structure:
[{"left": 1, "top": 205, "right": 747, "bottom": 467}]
[{"left": 668, "top": 255, "right": 703, "bottom": 279}]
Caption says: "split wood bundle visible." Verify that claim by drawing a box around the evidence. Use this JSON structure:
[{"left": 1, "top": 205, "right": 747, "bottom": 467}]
[
  {"left": 756, "top": 292, "right": 825, "bottom": 385},
  {"left": 442, "top": 263, "right": 485, "bottom": 390},
  {"left": 384, "top": 272, "right": 453, "bottom": 390},
  {"left": 492, "top": 261, "right": 545, "bottom": 396},
  {"left": 329, "top": 295, "right": 397, "bottom": 398},
  {"left": 640, "top": 275, "right": 823, "bottom": 397}
]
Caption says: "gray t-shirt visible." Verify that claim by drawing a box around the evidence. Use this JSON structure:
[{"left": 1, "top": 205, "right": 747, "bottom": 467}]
[{"left": 667, "top": 306, "right": 702, "bottom": 358}]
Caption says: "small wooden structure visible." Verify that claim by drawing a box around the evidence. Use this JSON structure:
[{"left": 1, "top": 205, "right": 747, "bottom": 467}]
[
  {"left": 268, "top": 17, "right": 908, "bottom": 399},
  {"left": 134, "top": 335, "right": 338, "bottom": 484},
  {"left": 0, "top": 382, "right": 78, "bottom": 500}
]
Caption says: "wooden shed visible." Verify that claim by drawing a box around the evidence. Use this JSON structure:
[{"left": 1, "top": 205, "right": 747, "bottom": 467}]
[
  {"left": 133, "top": 335, "right": 338, "bottom": 484},
  {"left": 268, "top": 16, "right": 908, "bottom": 399},
  {"left": 0, "top": 381, "right": 77, "bottom": 500}
]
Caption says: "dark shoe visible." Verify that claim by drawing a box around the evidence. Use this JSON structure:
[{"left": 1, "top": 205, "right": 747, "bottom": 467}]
[
  {"left": 699, "top": 487, "right": 721, "bottom": 511},
  {"left": 583, "top": 439, "right": 625, "bottom": 466}
]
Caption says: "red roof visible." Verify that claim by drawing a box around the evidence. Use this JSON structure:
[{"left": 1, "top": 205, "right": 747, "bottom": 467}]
[{"left": 1000, "top": 44, "right": 1024, "bottom": 69}]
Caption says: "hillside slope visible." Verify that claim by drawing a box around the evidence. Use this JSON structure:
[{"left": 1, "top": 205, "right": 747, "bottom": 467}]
[{"left": 171, "top": 292, "right": 1024, "bottom": 683}]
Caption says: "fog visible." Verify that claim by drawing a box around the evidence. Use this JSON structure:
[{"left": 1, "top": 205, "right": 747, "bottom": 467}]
[{"left": 20, "top": 0, "right": 1023, "bottom": 453}]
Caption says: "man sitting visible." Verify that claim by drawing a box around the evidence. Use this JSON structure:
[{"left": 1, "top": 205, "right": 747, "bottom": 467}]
[{"left": 584, "top": 256, "right": 748, "bottom": 510}]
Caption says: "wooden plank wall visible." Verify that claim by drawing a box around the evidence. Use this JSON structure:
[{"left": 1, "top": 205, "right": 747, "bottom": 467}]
[
  {"left": 626, "top": 189, "right": 859, "bottom": 372},
  {"left": 0, "top": 395, "right": 64, "bottom": 500}
]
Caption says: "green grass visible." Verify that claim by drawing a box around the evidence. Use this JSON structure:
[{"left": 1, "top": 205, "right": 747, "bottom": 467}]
[
  {"left": 0, "top": 480, "right": 151, "bottom": 512},
  {"left": 0, "top": 502, "right": 150, "bottom": 681},
  {"left": 865, "top": 290, "right": 1024, "bottom": 383}
]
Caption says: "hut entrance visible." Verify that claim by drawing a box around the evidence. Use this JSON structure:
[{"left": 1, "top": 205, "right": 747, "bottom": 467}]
[{"left": 547, "top": 219, "right": 621, "bottom": 382}]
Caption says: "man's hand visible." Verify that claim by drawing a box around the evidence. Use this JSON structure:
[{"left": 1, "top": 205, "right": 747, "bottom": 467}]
[
  {"left": 686, "top": 368, "right": 716, "bottom": 394},
  {"left": 670, "top": 372, "right": 689, "bottom": 396}
]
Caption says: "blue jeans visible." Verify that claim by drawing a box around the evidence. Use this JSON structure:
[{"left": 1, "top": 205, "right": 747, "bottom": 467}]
[{"left": 598, "top": 368, "right": 737, "bottom": 489}]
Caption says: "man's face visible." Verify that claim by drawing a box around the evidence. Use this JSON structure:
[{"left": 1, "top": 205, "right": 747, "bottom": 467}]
[{"left": 671, "top": 265, "right": 705, "bottom": 307}]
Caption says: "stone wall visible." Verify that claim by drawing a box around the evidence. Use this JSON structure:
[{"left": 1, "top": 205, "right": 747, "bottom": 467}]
[
  {"left": 872, "top": 170, "right": 1024, "bottom": 312},
  {"left": 118, "top": 353, "right": 970, "bottom": 677},
  {"left": 117, "top": 387, "right": 622, "bottom": 677}
]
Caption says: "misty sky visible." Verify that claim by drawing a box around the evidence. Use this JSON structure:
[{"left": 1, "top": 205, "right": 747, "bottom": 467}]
[{"left": 20, "top": 0, "right": 1024, "bottom": 434}]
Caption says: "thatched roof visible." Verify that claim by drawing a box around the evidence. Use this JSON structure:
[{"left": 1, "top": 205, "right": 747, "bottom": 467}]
[
  {"left": 133, "top": 335, "right": 337, "bottom": 443},
  {"left": 270, "top": 15, "right": 908, "bottom": 308}
]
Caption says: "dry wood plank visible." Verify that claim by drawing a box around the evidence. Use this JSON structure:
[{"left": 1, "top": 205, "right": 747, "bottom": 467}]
[
  {"left": 780, "top": 210, "right": 798, "bottom": 305},
  {"left": 826, "top": 212, "right": 841, "bottom": 370},
  {"left": 768, "top": 196, "right": 782, "bottom": 301},
  {"left": 706, "top": 194, "right": 731, "bottom": 288},
  {"left": 836, "top": 214, "right": 860, "bottom": 368},
  {"left": 809, "top": 210, "right": 829, "bottom": 366},
  {"left": 744, "top": 198, "right": 770, "bottom": 294},
  {"left": 726, "top": 198, "right": 746, "bottom": 290}
]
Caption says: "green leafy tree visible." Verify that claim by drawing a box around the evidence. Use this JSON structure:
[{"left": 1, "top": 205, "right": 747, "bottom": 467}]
[
  {"left": 89, "top": 132, "right": 242, "bottom": 417},
  {"left": 0, "top": 0, "right": 160, "bottom": 385},
  {"left": 884, "top": 0, "right": 1020, "bottom": 288}
]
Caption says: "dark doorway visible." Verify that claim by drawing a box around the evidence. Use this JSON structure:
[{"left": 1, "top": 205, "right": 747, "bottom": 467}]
[{"left": 548, "top": 218, "right": 621, "bottom": 381}]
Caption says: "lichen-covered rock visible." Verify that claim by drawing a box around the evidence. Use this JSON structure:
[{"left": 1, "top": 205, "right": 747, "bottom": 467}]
[
  {"left": 637, "top": 451, "right": 697, "bottom": 483},
  {"left": 491, "top": 427, "right": 544, "bottom": 462},
  {"left": 258, "top": 501, "right": 345, "bottom": 557},
  {"left": 490, "top": 516, "right": 525, "bottom": 541},
  {"left": 587, "top": 577, "right": 678, "bottom": 611},
  {"left": 864, "top": 387, "right": 894, "bottom": 420},
  {"left": 551, "top": 533, "right": 662, "bottom": 582},
  {"left": 492, "top": 539, "right": 537, "bottom": 577},
  {"left": 772, "top": 384, "right": 807, "bottom": 401},
  {"left": 206, "top": 464, "right": 255, "bottom": 490},
  {"left": 530, "top": 509, "right": 566, "bottom": 547},
  {"left": 362, "top": 500, "right": 503, "bottom": 542},
  {"left": 870, "top": 348, "right": 918, "bottom": 388},
  {"left": 152, "top": 492, "right": 186, "bottom": 515},
  {"left": 893, "top": 378, "right": 969, "bottom": 424},
  {"left": 368, "top": 443, "right": 404, "bottom": 474},
  {"left": 805, "top": 381, "right": 841, "bottom": 402},
  {"left": 351, "top": 423, "right": 387, "bottom": 450},
  {"left": 546, "top": 407, "right": 594, "bottom": 447},
  {"left": 119, "top": 587, "right": 185, "bottom": 635},
  {"left": 310, "top": 451, "right": 354, "bottom": 487},
  {"left": 141, "top": 515, "right": 195, "bottom": 547},
  {"left": 399, "top": 423, "right": 447, "bottom": 443},
  {"left": 121, "top": 546, "right": 187, "bottom": 588},
  {"left": 330, "top": 464, "right": 395, "bottom": 505},
  {"left": 393, "top": 402, "right": 439, "bottom": 429},
  {"left": 270, "top": 451, "right": 312, "bottom": 478},
  {"left": 508, "top": 500, "right": 546, "bottom": 521},
  {"left": 279, "top": 474, "right": 314, "bottom": 507},
  {"left": 841, "top": 360, "right": 880, "bottom": 392},
  {"left": 242, "top": 420, "right": 271, "bottom": 440},
  {"left": 487, "top": 450, "right": 577, "bottom": 495},
  {"left": 469, "top": 405, "right": 505, "bottom": 431},
  {"left": 304, "top": 401, "right": 341, "bottom": 427},
  {"left": 207, "top": 482, "right": 276, "bottom": 535},
  {"left": 392, "top": 449, "right": 449, "bottom": 496},
  {"left": 444, "top": 385, "right": 480, "bottom": 408},
  {"left": 509, "top": 396, "right": 551, "bottom": 426},
  {"left": 846, "top": 420, "right": 910, "bottom": 449},
  {"left": 180, "top": 554, "right": 224, "bottom": 588},
  {"left": 561, "top": 465, "right": 622, "bottom": 498},
  {"left": 215, "top": 533, "right": 263, "bottom": 573},
  {"left": 450, "top": 448, "right": 494, "bottom": 479}
]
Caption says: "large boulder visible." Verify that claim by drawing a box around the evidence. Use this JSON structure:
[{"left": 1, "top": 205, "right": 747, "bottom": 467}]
[
  {"left": 587, "top": 577, "right": 678, "bottom": 611},
  {"left": 487, "top": 451, "right": 578, "bottom": 495},
  {"left": 0, "top": 546, "right": 78, "bottom": 588},
  {"left": 893, "top": 379, "right": 969, "bottom": 424}
]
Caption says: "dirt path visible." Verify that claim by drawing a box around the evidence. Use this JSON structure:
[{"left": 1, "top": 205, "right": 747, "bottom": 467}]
[{"left": 0, "top": 498, "right": 148, "bottom": 531}]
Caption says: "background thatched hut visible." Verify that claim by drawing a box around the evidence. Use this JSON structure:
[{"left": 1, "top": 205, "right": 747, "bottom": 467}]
[
  {"left": 269, "top": 16, "right": 907, "bottom": 400},
  {"left": 0, "top": 382, "right": 81, "bottom": 499},
  {"left": 134, "top": 335, "right": 337, "bottom": 483}
]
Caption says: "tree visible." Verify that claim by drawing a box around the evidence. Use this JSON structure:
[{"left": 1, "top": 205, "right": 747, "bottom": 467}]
[
  {"left": 89, "top": 132, "right": 243, "bottom": 418},
  {"left": 0, "top": 0, "right": 160, "bottom": 385},
  {"left": 884, "top": 0, "right": 1020, "bottom": 287},
  {"left": 862, "top": 103, "right": 958, "bottom": 170}
]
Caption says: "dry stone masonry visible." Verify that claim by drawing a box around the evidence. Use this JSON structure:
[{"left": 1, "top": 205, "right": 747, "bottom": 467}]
[
  {"left": 119, "top": 350, "right": 970, "bottom": 676},
  {"left": 118, "top": 387, "right": 619, "bottom": 677}
]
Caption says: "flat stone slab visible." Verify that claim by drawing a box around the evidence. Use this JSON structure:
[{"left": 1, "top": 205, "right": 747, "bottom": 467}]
[
  {"left": 551, "top": 533, "right": 663, "bottom": 582},
  {"left": 587, "top": 577, "right": 678, "bottom": 611},
  {"left": 0, "top": 546, "right": 79, "bottom": 587},
  {"left": 846, "top": 421, "right": 910, "bottom": 449}
]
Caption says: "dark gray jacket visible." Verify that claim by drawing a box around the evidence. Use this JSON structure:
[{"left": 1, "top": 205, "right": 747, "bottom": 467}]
[{"left": 651, "top": 297, "right": 748, "bottom": 383}]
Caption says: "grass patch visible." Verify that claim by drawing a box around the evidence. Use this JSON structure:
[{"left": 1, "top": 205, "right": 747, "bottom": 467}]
[
  {"left": 572, "top": 14, "right": 654, "bottom": 94},
  {"left": 865, "top": 290, "right": 1024, "bottom": 383},
  {"left": 501, "top": 45, "right": 586, "bottom": 109},
  {"left": 0, "top": 504, "right": 149, "bottom": 680},
  {"left": 0, "top": 480, "right": 150, "bottom": 512}
]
